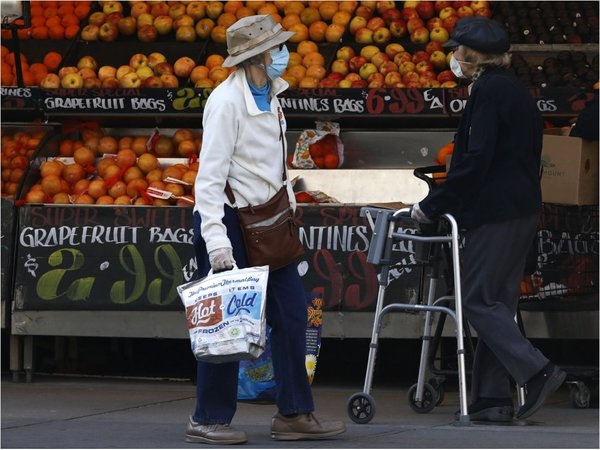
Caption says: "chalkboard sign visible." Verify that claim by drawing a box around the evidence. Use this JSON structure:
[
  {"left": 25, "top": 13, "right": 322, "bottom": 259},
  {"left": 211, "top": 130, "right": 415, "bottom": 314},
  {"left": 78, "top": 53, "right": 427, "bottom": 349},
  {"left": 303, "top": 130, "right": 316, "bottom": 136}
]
[
  {"left": 1, "top": 87, "right": 39, "bottom": 110},
  {"left": 1, "top": 198, "right": 16, "bottom": 303},
  {"left": 12, "top": 205, "right": 419, "bottom": 312},
  {"left": 29, "top": 87, "right": 594, "bottom": 117}
]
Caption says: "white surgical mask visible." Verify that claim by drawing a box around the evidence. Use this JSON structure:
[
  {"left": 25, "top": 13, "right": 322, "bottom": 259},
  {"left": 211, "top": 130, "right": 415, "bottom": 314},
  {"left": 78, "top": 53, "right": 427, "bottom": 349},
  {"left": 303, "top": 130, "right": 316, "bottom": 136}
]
[
  {"left": 450, "top": 55, "right": 465, "bottom": 78},
  {"left": 266, "top": 45, "right": 289, "bottom": 80}
]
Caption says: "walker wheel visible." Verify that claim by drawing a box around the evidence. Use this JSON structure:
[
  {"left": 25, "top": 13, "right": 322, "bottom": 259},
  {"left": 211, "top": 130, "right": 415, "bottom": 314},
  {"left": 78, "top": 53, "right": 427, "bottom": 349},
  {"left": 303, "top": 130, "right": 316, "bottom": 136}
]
[
  {"left": 428, "top": 377, "right": 446, "bottom": 406},
  {"left": 407, "top": 383, "right": 437, "bottom": 413},
  {"left": 347, "top": 392, "right": 376, "bottom": 424},
  {"left": 569, "top": 381, "right": 591, "bottom": 409}
]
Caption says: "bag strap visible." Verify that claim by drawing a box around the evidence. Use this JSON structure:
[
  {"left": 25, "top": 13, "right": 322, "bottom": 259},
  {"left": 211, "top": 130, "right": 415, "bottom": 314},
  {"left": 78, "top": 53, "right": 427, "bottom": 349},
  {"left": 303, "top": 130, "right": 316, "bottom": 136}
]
[{"left": 225, "top": 106, "right": 287, "bottom": 206}]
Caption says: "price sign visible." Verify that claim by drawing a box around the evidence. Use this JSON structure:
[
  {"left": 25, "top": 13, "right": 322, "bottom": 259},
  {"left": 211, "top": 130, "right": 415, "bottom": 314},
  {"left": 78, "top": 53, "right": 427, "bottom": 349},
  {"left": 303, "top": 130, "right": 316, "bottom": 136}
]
[
  {"left": 13, "top": 205, "right": 422, "bottom": 312},
  {"left": 1, "top": 87, "right": 39, "bottom": 109}
]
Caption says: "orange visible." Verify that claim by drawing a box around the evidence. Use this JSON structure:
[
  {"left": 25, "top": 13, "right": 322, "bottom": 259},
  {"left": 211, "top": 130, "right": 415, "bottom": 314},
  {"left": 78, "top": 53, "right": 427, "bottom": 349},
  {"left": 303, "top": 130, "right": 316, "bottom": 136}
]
[
  {"left": 296, "top": 40, "right": 318, "bottom": 57},
  {"left": 204, "top": 54, "right": 224, "bottom": 70},
  {"left": 234, "top": 6, "right": 254, "bottom": 19},
  {"left": 45, "top": 16, "right": 61, "bottom": 28},
  {"left": 43, "top": 52, "right": 62, "bottom": 72},
  {"left": 308, "top": 21, "right": 328, "bottom": 41},
  {"left": 73, "top": 146, "right": 96, "bottom": 166},
  {"left": 113, "top": 195, "right": 132, "bottom": 205},
  {"left": 74, "top": 4, "right": 90, "bottom": 20},
  {"left": 61, "top": 14, "right": 79, "bottom": 27},
  {"left": 30, "top": 5, "right": 44, "bottom": 17},
  {"left": 217, "top": 12, "right": 237, "bottom": 28},
  {"left": 57, "top": 5, "right": 75, "bottom": 16},
  {"left": 108, "top": 180, "right": 127, "bottom": 198},
  {"left": 30, "top": 16, "right": 47, "bottom": 27},
  {"left": 96, "top": 158, "right": 118, "bottom": 177},
  {"left": 137, "top": 153, "right": 160, "bottom": 173},
  {"left": 59, "top": 139, "right": 74, "bottom": 157},
  {"left": 31, "top": 26, "right": 50, "bottom": 40},
  {"left": 72, "top": 178, "right": 90, "bottom": 194},
  {"left": 257, "top": 3, "right": 278, "bottom": 16},
  {"left": 281, "top": 13, "right": 301, "bottom": 30},
  {"left": 41, "top": 174, "right": 63, "bottom": 195},
  {"left": 323, "top": 153, "right": 340, "bottom": 169},
  {"left": 123, "top": 166, "right": 144, "bottom": 184},
  {"left": 126, "top": 178, "right": 148, "bottom": 197},
  {"left": 48, "top": 25, "right": 65, "bottom": 40},
  {"left": 62, "top": 163, "right": 86, "bottom": 184},
  {"left": 223, "top": 1, "right": 243, "bottom": 15},
  {"left": 43, "top": 7, "right": 59, "bottom": 18},
  {"left": 65, "top": 24, "right": 79, "bottom": 39},
  {"left": 435, "top": 143, "right": 454, "bottom": 166},
  {"left": 96, "top": 195, "right": 115, "bottom": 205},
  {"left": 115, "top": 149, "right": 137, "bottom": 169},
  {"left": 87, "top": 179, "right": 107, "bottom": 199},
  {"left": 302, "top": 51, "right": 325, "bottom": 67},
  {"left": 73, "top": 193, "right": 95, "bottom": 204}
]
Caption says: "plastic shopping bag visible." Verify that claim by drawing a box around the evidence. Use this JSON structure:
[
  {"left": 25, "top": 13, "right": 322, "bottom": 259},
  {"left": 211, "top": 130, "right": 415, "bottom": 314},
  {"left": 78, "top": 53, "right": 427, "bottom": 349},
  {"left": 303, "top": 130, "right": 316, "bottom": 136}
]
[
  {"left": 237, "top": 291, "right": 324, "bottom": 401},
  {"left": 290, "top": 121, "right": 344, "bottom": 169},
  {"left": 177, "top": 265, "right": 269, "bottom": 363}
]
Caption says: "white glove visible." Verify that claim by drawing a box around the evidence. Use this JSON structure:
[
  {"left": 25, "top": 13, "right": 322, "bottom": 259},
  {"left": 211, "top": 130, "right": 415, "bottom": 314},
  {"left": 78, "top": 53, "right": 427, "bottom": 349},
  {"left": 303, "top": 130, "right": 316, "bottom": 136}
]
[
  {"left": 410, "top": 203, "right": 433, "bottom": 224},
  {"left": 208, "top": 247, "right": 236, "bottom": 272}
]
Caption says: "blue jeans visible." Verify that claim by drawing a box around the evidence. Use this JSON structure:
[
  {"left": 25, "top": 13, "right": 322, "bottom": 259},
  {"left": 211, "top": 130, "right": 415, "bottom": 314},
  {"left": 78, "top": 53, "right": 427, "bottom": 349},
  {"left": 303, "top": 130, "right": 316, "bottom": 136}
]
[{"left": 192, "top": 207, "right": 314, "bottom": 424}]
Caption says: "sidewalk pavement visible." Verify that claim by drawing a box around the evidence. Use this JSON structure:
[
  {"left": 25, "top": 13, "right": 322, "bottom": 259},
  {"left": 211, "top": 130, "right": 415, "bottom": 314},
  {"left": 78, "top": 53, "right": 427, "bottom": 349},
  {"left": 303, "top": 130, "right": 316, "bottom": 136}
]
[{"left": 1, "top": 374, "right": 598, "bottom": 449}]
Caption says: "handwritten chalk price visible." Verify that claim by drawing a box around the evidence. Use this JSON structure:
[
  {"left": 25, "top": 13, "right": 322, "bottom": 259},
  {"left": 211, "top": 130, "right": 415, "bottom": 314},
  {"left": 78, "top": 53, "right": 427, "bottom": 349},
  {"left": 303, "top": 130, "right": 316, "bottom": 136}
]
[{"left": 366, "top": 88, "right": 425, "bottom": 115}]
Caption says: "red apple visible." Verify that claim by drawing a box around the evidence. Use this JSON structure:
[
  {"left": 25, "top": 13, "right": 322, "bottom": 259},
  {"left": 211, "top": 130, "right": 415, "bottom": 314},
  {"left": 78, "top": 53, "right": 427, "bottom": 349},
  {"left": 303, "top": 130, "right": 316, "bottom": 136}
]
[
  {"left": 174, "top": 56, "right": 196, "bottom": 78},
  {"left": 159, "top": 74, "right": 179, "bottom": 88},
  {"left": 142, "top": 76, "right": 163, "bottom": 88},
  {"left": 204, "top": 1, "right": 223, "bottom": 20},
  {"left": 355, "top": 5, "right": 374, "bottom": 19},
  {"left": 456, "top": 5, "right": 474, "bottom": 17},
  {"left": 389, "top": 19, "right": 407, "bottom": 38},
  {"left": 385, "top": 43, "right": 405, "bottom": 59},
  {"left": 427, "top": 17, "right": 444, "bottom": 31},
  {"left": 407, "top": 17, "right": 425, "bottom": 34},
  {"left": 416, "top": 60, "right": 434, "bottom": 74},
  {"left": 442, "top": 15, "right": 460, "bottom": 32},
  {"left": 147, "top": 52, "right": 167, "bottom": 70},
  {"left": 77, "top": 55, "right": 98, "bottom": 71},
  {"left": 102, "top": 78, "right": 120, "bottom": 88},
  {"left": 430, "top": 50, "right": 448, "bottom": 70},
  {"left": 437, "top": 69, "right": 456, "bottom": 83},
  {"left": 393, "top": 51, "right": 412, "bottom": 66},
  {"left": 88, "top": 12, "right": 107, "bottom": 26},
  {"left": 137, "top": 25, "right": 158, "bottom": 42},
  {"left": 434, "top": 1, "right": 452, "bottom": 12},
  {"left": 331, "top": 59, "right": 350, "bottom": 76},
  {"left": 118, "top": 16, "right": 137, "bottom": 35},
  {"left": 367, "top": 72, "right": 385, "bottom": 84},
  {"left": 452, "top": 1, "right": 470, "bottom": 8},
  {"left": 381, "top": 8, "right": 402, "bottom": 25},
  {"left": 366, "top": 17, "right": 385, "bottom": 31},
  {"left": 473, "top": 7, "right": 492, "bottom": 17},
  {"left": 373, "top": 26, "right": 392, "bottom": 44},
  {"left": 402, "top": 71, "right": 420, "bottom": 84},
  {"left": 412, "top": 50, "right": 431, "bottom": 64},
  {"left": 129, "top": 53, "right": 148, "bottom": 70},
  {"left": 83, "top": 77, "right": 102, "bottom": 89},
  {"left": 40, "top": 73, "right": 60, "bottom": 88},
  {"left": 416, "top": 1, "right": 435, "bottom": 20},
  {"left": 430, "top": 26, "right": 450, "bottom": 43},
  {"left": 438, "top": 6, "right": 457, "bottom": 20},
  {"left": 151, "top": 2, "right": 170, "bottom": 17},
  {"left": 154, "top": 15, "right": 173, "bottom": 35},
  {"left": 119, "top": 72, "right": 141, "bottom": 88},
  {"left": 402, "top": 7, "right": 419, "bottom": 21},
  {"left": 359, "top": 62, "right": 378, "bottom": 80},
  {"left": 345, "top": 73, "right": 361, "bottom": 82},
  {"left": 103, "top": 1, "right": 123, "bottom": 15},
  {"left": 81, "top": 24, "right": 100, "bottom": 40},
  {"left": 379, "top": 61, "right": 399, "bottom": 76},
  {"left": 399, "top": 61, "right": 416, "bottom": 75},
  {"left": 105, "top": 12, "right": 122, "bottom": 25},
  {"left": 61, "top": 72, "right": 84, "bottom": 89},
  {"left": 130, "top": 1, "right": 151, "bottom": 18},
  {"left": 154, "top": 62, "right": 174, "bottom": 76},
  {"left": 426, "top": 40, "right": 444, "bottom": 54},
  {"left": 355, "top": 27, "right": 374, "bottom": 43},
  {"left": 349, "top": 16, "right": 367, "bottom": 35},
  {"left": 384, "top": 71, "right": 402, "bottom": 86},
  {"left": 98, "top": 22, "right": 119, "bottom": 42},
  {"left": 350, "top": 79, "right": 368, "bottom": 88},
  {"left": 98, "top": 65, "right": 117, "bottom": 81},
  {"left": 349, "top": 56, "right": 367, "bottom": 72},
  {"left": 371, "top": 52, "right": 390, "bottom": 68},
  {"left": 336, "top": 45, "right": 356, "bottom": 61}
]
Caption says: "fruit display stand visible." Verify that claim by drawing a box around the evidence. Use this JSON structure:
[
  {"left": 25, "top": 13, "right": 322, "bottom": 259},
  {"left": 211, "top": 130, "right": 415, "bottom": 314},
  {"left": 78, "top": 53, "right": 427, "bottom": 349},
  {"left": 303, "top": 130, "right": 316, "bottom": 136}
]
[{"left": 2, "top": 1, "right": 598, "bottom": 381}]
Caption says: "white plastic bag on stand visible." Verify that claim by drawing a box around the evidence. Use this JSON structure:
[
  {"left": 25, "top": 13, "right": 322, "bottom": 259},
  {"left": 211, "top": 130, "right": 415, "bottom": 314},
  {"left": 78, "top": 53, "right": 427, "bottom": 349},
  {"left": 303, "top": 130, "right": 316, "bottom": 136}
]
[{"left": 177, "top": 265, "right": 269, "bottom": 363}]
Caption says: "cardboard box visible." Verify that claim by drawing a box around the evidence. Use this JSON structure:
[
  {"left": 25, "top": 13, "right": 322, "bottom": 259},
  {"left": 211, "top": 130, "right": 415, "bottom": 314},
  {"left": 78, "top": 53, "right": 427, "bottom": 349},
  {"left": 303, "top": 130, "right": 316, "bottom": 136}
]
[{"left": 541, "top": 132, "right": 599, "bottom": 205}]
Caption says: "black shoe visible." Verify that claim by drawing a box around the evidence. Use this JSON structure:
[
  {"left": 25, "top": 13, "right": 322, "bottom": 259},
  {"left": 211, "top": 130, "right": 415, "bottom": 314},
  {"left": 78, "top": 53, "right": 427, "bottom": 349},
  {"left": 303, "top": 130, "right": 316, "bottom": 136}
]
[
  {"left": 516, "top": 363, "right": 566, "bottom": 420},
  {"left": 455, "top": 397, "right": 514, "bottom": 423}
]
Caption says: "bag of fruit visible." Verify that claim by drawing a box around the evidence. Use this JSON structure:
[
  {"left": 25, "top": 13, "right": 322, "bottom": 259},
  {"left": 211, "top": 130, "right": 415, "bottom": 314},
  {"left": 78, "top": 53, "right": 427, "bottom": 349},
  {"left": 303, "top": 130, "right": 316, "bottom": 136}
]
[{"left": 290, "top": 121, "right": 344, "bottom": 169}]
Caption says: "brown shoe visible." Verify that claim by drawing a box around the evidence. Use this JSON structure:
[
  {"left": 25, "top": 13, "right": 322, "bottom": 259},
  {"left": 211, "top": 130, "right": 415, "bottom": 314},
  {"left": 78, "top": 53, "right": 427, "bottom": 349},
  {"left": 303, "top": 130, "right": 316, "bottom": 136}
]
[
  {"left": 185, "top": 416, "right": 248, "bottom": 445},
  {"left": 271, "top": 413, "right": 346, "bottom": 441}
]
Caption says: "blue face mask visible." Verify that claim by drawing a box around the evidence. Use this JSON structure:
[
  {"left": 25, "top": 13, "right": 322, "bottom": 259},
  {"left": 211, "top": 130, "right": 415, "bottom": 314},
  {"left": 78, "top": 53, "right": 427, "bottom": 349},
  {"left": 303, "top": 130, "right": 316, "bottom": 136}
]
[{"left": 266, "top": 45, "right": 289, "bottom": 80}]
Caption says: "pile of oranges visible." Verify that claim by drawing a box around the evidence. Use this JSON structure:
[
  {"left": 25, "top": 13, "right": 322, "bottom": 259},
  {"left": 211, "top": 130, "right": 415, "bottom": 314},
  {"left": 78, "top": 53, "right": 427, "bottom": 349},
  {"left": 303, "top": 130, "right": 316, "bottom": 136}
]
[
  {"left": 23, "top": 128, "right": 200, "bottom": 206},
  {"left": 1, "top": 1, "right": 92, "bottom": 41},
  {"left": 1, "top": 129, "right": 47, "bottom": 198},
  {"left": 1, "top": 45, "right": 63, "bottom": 87},
  {"left": 282, "top": 40, "right": 328, "bottom": 89},
  {"left": 308, "top": 134, "right": 340, "bottom": 169}
]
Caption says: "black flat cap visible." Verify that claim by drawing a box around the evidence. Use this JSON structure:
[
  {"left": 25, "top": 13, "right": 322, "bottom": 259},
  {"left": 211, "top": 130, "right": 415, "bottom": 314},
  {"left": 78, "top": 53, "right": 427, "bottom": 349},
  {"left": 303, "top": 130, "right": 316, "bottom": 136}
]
[{"left": 444, "top": 17, "right": 510, "bottom": 54}]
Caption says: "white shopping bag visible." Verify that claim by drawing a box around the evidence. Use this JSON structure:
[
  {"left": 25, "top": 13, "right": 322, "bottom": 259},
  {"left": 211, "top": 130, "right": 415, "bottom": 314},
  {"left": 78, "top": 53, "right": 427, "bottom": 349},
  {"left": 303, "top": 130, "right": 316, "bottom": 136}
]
[{"left": 177, "top": 265, "right": 269, "bottom": 363}]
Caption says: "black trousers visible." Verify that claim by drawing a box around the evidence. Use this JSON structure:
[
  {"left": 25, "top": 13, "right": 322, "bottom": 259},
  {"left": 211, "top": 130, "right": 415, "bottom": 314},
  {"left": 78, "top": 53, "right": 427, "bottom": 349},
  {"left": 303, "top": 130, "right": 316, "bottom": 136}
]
[{"left": 462, "top": 214, "right": 549, "bottom": 401}]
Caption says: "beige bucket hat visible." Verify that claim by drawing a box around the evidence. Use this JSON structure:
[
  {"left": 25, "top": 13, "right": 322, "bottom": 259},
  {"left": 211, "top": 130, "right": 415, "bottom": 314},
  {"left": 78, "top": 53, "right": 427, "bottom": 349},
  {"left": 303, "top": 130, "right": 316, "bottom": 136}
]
[{"left": 222, "top": 15, "right": 295, "bottom": 68}]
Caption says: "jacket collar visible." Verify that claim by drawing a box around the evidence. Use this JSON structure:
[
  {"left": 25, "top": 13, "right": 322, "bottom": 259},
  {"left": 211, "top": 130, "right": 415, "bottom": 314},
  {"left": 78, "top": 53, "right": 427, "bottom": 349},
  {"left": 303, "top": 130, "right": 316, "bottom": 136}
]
[{"left": 234, "top": 68, "right": 288, "bottom": 116}]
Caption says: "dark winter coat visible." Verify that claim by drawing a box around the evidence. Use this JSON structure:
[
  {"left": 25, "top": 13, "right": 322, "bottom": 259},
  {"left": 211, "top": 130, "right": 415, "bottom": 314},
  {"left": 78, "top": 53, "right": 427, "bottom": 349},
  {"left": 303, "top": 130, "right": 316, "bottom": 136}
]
[{"left": 420, "top": 67, "right": 543, "bottom": 229}]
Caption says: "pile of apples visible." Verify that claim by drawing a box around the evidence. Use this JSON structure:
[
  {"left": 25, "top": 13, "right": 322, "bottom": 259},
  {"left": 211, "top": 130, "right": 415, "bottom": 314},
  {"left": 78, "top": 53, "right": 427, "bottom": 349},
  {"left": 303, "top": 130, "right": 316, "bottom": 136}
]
[
  {"left": 23, "top": 128, "right": 200, "bottom": 206},
  {"left": 81, "top": 1, "right": 356, "bottom": 44},
  {"left": 348, "top": 0, "right": 492, "bottom": 45},
  {"left": 38, "top": 53, "right": 233, "bottom": 89},
  {"left": 318, "top": 41, "right": 457, "bottom": 88},
  {"left": 1, "top": 129, "right": 47, "bottom": 198}
]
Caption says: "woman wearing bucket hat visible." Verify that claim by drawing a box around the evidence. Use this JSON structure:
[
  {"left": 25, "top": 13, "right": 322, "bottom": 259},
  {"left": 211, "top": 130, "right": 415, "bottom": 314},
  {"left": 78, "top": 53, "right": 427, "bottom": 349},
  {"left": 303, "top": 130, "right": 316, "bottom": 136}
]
[
  {"left": 189, "top": 15, "right": 345, "bottom": 445},
  {"left": 411, "top": 16, "right": 566, "bottom": 423}
]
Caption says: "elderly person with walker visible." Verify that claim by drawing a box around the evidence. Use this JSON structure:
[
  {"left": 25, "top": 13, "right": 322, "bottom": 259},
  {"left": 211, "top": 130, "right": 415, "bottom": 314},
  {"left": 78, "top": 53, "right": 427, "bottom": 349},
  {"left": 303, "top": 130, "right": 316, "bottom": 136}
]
[
  {"left": 411, "top": 16, "right": 566, "bottom": 423},
  {"left": 188, "top": 14, "right": 346, "bottom": 445}
]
